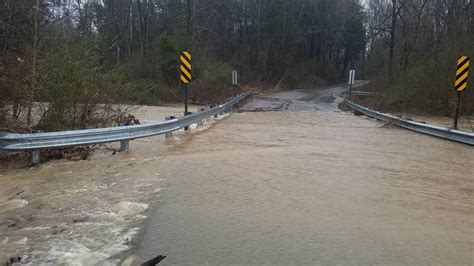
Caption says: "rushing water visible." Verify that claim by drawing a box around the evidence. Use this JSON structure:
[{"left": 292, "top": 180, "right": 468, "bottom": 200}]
[
  {"left": 137, "top": 86, "right": 474, "bottom": 265},
  {"left": 0, "top": 104, "right": 203, "bottom": 264}
]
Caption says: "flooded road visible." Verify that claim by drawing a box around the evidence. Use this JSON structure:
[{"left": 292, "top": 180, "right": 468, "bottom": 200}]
[
  {"left": 138, "top": 85, "right": 474, "bottom": 265},
  {"left": 239, "top": 83, "right": 355, "bottom": 112}
]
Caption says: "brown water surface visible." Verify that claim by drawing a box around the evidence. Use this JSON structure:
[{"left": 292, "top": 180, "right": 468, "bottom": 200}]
[{"left": 138, "top": 99, "right": 473, "bottom": 265}]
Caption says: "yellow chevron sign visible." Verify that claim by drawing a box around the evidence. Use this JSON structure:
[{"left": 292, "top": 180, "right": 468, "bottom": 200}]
[
  {"left": 180, "top": 51, "right": 192, "bottom": 84},
  {"left": 455, "top": 56, "right": 469, "bottom": 92}
]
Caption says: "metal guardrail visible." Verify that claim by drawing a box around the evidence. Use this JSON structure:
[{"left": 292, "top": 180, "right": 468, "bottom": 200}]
[
  {"left": 344, "top": 99, "right": 474, "bottom": 145},
  {"left": 351, "top": 91, "right": 378, "bottom": 96},
  {"left": 0, "top": 92, "right": 250, "bottom": 157}
]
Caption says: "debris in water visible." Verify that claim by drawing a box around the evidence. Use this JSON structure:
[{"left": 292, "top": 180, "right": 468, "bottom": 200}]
[
  {"left": 142, "top": 255, "right": 166, "bottom": 266},
  {"left": 6, "top": 255, "right": 22, "bottom": 265}
]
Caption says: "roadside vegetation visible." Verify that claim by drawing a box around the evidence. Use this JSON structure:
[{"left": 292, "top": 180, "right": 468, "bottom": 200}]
[
  {"left": 1, "top": 0, "right": 365, "bottom": 132},
  {"left": 362, "top": 0, "right": 473, "bottom": 116},
  {"left": 1, "top": 0, "right": 472, "bottom": 134}
]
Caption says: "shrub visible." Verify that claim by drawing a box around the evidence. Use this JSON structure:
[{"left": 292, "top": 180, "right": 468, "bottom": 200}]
[{"left": 36, "top": 38, "right": 128, "bottom": 131}]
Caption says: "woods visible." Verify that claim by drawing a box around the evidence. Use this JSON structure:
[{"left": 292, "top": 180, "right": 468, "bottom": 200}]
[
  {"left": 1, "top": 0, "right": 472, "bottom": 132},
  {"left": 365, "top": 0, "right": 473, "bottom": 115},
  {"left": 1, "top": 0, "right": 367, "bottom": 132}
]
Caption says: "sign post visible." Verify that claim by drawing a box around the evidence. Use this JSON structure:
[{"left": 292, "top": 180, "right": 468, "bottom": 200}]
[
  {"left": 453, "top": 56, "right": 469, "bottom": 129},
  {"left": 180, "top": 51, "right": 192, "bottom": 116},
  {"left": 348, "top": 70, "right": 355, "bottom": 98},
  {"left": 232, "top": 70, "right": 238, "bottom": 96}
]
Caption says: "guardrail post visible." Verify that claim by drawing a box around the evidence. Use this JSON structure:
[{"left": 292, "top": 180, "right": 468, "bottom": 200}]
[
  {"left": 197, "top": 108, "right": 204, "bottom": 127},
  {"left": 31, "top": 151, "right": 40, "bottom": 165},
  {"left": 203, "top": 107, "right": 209, "bottom": 122},
  {"left": 220, "top": 105, "right": 225, "bottom": 115},
  {"left": 220, "top": 102, "right": 225, "bottom": 115},
  {"left": 214, "top": 104, "right": 219, "bottom": 118},
  {"left": 165, "top": 116, "right": 174, "bottom": 138},
  {"left": 184, "top": 111, "right": 190, "bottom": 131},
  {"left": 120, "top": 140, "right": 129, "bottom": 151}
]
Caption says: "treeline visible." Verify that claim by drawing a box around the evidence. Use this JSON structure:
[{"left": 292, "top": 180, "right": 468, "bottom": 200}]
[
  {"left": 1, "top": 0, "right": 366, "bottom": 131},
  {"left": 364, "top": 0, "right": 473, "bottom": 115},
  {"left": 1, "top": 0, "right": 472, "bottom": 133}
]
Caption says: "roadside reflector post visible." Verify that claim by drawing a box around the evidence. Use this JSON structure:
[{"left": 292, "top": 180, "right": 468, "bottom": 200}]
[
  {"left": 31, "top": 150, "right": 40, "bottom": 165},
  {"left": 348, "top": 70, "right": 355, "bottom": 99},
  {"left": 120, "top": 140, "right": 129, "bottom": 151},
  {"left": 453, "top": 56, "right": 469, "bottom": 129}
]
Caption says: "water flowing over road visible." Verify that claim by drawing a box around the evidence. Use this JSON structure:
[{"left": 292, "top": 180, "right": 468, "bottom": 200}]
[{"left": 137, "top": 84, "right": 474, "bottom": 265}]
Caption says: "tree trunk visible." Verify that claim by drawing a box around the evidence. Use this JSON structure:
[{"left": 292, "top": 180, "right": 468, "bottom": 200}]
[
  {"left": 388, "top": 0, "right": 397, "bottom": 79},
  {"left": 111, "top": 0, "right": 121, "bottom": 61},
  {"left": 27, "top": 0, "right": 40, "bottom": 129},
  {"left": 136, "top": 0, "right": 148, "bottom": 57},
  {"left": 128, "top": 0, "right": 133, "bottom": 59},
  {"left": 186, "top": 0, "right": 192, "bottom": 37}
]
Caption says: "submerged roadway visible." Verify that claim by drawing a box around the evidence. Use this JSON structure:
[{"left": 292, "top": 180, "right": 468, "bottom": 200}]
[{"left": 137, "top": 84, "right": 473, "bottom": 265}]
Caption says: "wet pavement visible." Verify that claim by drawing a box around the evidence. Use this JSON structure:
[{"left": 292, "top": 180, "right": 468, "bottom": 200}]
[
  {"left": 137, "top": 84, "right": 474, "bottom": 265},
  {"left": 240, "top": 82, "right": 368, "bottom": 113}
]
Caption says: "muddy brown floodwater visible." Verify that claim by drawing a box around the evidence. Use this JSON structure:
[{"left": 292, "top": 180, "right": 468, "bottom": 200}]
[
  {"left": 1, "top": 85, "right": 473, "bottom": 265},
  {"left": 138, "top": 85, "right": 473, "bottom": 265},
  {"left": 0, "top": 104, "right": 207, "bottom": 264}
]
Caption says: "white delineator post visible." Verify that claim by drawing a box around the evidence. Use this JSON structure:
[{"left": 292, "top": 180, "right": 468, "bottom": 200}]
[
  {"left": 348, "top": 70, "right": 355, "bottom": 98},
  {"left": 232, "top": 70, "right": 238, "bottom": 86}
]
